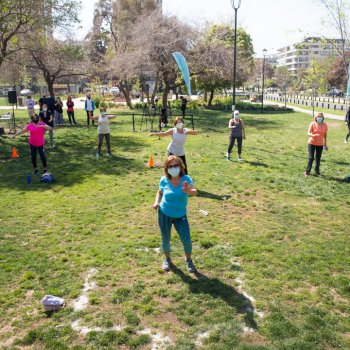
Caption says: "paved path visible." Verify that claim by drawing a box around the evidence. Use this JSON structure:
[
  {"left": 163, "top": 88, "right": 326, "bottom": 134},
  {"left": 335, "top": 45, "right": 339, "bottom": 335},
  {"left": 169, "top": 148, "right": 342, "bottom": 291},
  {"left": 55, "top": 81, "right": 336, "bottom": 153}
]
[{"left": 265, "top": 100, "right": 345, "bottom": 121}]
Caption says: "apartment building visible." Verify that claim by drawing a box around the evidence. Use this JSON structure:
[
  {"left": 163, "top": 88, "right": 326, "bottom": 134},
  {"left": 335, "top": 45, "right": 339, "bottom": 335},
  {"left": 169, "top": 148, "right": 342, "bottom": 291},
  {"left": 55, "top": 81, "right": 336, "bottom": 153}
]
[{"left": 276, "top": 36, "right": 349, "bottom": 74}]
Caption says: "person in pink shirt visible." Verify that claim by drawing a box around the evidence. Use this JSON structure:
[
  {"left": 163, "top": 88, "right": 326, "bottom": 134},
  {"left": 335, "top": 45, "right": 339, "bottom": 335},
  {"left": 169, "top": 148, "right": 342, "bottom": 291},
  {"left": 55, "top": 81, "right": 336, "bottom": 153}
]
[
  {"left": 304, "top": 112, "right": 328, "bottom": 177},
  {"left": 11, "top": 114, "right": 52, "bottom": 176}
]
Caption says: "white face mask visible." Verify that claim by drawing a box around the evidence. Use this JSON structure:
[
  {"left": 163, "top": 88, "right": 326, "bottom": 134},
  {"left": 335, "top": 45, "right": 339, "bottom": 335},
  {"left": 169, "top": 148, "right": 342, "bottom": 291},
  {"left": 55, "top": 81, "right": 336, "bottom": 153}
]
[
  {"left": 168, "top": 167, "right": 180, "bottom": 177},
  {"left": 316, "top": 117, "right": 323, "bottom": 123},
  {"left": 176, "top": 122, "right": 183, "bottom": 129},
  {"left": 43, "top": 108, "right": 47, "bottom": 112},
  {"left": 101, "top": 112, "right": 106, "bottom": 117}
]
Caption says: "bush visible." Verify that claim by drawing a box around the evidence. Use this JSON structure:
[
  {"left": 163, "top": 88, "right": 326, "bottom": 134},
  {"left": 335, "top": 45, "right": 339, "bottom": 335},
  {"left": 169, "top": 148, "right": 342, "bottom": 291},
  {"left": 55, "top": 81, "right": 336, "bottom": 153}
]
[
  {"left": 94, "top": 97, "right": 100, "bottom": 108},
  {"left": 108, "top": 102, "right": 116, "bottom": 108},
  {"left": 170, "top": 99, "right": 181, "bottom": 109},
  {"left": 100, "top": 101, "right": 108, "bottom": 108},
  {"left": 133, "top": 102, "right": 148, "bottom": 110}
]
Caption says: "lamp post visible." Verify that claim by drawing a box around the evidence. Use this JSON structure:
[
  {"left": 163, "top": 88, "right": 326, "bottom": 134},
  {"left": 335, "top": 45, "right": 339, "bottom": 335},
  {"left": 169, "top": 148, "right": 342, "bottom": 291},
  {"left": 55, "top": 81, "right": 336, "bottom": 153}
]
[
  {"left": 261, "top": 48, "right": 267, "bottom": 112},
  {"left": 230, "top": 0, "right": 242, "bottom": 112}
]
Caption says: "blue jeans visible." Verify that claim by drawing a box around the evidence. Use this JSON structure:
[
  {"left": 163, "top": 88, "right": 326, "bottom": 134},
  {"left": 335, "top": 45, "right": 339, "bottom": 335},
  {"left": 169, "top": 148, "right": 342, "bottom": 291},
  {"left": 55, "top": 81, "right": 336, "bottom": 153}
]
[{"left": 158, "top": 209, "right": 192, "bottom": 254}]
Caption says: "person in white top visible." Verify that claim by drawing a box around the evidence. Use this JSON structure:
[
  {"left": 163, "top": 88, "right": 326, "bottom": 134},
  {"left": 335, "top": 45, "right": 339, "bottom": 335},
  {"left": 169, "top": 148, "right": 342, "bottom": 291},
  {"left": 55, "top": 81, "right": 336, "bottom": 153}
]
[
  {"left": 25, "top": 95, "right": 35, "bottom": 118},
  {"left": 89, "top": 108, "right": 117, "bottom": 158},
  {"left": 149, "top": 117, "right": 198, "bottom": 174}
]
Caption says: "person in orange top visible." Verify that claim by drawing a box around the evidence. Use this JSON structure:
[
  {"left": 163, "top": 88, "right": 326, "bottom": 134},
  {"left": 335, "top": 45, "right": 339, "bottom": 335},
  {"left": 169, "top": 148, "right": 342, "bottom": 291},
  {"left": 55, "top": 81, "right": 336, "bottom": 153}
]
[{"left": 304, "top": 112, "right": 328, "bottom": 177}]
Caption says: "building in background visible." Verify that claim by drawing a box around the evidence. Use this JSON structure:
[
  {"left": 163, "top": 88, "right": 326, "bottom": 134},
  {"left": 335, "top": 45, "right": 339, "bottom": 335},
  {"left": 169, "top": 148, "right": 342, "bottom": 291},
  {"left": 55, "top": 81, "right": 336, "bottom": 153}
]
[{"left": 276, "top": 37, "right": 349, "bottom": 74}]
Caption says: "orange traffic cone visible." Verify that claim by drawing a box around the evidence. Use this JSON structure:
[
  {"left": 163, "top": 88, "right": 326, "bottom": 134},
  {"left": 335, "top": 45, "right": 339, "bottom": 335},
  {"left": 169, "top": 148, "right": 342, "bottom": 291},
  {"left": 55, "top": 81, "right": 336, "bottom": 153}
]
[
  {"left": 148, "top": 155, "right": 155, "bottom": 168},
  {"left": 11, "top": 147, "right": 19, "bottom": 158}
]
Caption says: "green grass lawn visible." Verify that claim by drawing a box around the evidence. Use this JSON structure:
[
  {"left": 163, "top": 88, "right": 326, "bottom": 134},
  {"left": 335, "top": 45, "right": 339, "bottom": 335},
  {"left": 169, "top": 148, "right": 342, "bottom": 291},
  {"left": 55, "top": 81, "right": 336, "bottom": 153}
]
[{"left": 0, "top": 108, "right": 350, "bottom": 350}]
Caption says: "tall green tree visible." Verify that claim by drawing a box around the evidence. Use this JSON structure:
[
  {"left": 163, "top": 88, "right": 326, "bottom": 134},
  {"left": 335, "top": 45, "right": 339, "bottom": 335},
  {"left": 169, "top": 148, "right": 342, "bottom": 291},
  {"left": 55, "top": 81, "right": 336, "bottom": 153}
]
[
  {"left": 318, "top": 0, "right": 350, "bottom": 77},
  {"left": 0, "top": 0, "right": 80, "bottom": 68},
  {"left": 191, "top": 24, "right": 254, "bottom": 106}
]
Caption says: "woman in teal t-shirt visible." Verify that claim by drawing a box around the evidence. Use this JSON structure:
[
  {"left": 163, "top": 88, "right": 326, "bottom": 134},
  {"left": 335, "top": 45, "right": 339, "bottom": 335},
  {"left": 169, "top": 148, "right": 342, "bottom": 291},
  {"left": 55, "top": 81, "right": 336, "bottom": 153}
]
[{"left": 152, "top": 155, "right": 198, "bottom": 272}]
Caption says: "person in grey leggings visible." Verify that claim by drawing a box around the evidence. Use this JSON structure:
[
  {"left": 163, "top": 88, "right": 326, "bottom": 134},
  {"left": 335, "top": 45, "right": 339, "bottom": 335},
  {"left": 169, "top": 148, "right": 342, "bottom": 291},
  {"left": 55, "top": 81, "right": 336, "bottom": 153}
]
[
  {"left": 226, "top": 110, "right": 246, "bottom": 161},
  {"left": 89, "top": 108, "right": 117, "bottom": 158}
]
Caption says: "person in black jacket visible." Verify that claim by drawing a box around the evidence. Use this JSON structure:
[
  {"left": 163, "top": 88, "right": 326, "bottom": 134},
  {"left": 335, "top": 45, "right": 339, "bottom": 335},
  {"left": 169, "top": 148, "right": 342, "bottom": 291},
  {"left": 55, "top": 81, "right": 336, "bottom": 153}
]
[
  {"left": 180, "top": 96, "right": 188, "bottom": 118},
  {"left": 44, "top": 95, "right": 55, "bottom": 118},
  {"left": 344, "top": 107, "right": 350, "bottom": 143},
  {"left": 39, "top": 104, "right": 54, "bottom": 148}
]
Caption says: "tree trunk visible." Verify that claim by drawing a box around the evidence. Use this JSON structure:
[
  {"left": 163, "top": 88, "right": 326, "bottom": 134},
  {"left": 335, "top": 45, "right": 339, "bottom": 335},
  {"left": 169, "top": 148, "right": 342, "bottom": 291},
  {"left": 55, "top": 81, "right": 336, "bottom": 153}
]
[
  {"left": 44, "top": 74, "right": 55, "bottom": 98},
  {"left": 120, "top": 80, "right": 132, "bottom": 109},
  {"left": 204, "top": 91, "right": 208, "bottom": 102},
  {"left": 162, "top": 83, "right": 170, "bottom": 110},
  {"left": 151, "top": 73, "right": 159, "bottom": 104},
  {"left": 207, "top": 89, "right": 215, "bottom": 107}
]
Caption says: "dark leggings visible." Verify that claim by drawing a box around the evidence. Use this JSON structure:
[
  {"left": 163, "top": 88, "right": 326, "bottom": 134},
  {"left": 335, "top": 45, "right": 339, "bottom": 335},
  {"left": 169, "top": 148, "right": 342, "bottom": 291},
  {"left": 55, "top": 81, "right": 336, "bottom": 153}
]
[
  {"left": 306, "top": 144, "right": 323, "bottom": 175},
  {"left": 168, "top": 152, "right": 188, "bottom": 174},
  {"left": 346, "top": 124, "right": 350, "bottom": 141},
  {"left": 30, "top": 144, "right": 47, "bottom": 169},
  {"left": 228, "top": 136, "right": 243, "bottom": 155},
  {"left": 98, "top": 133, "right": 111, "bottom": 153},
  {"left": 67, "top": 111, "right": 76, "bottom": 125}
]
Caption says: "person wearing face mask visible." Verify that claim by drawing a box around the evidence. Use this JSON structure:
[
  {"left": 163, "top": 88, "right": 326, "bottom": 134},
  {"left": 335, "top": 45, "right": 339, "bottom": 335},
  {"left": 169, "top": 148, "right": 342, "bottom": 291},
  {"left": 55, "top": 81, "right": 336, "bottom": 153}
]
[
  {"left": 39, "top": 103, "right": 54, "bottom": 148},
  {"left": 149, "top": 117, "right": 198, "bottom": 174},
  {"left": 54, "top": 97, "right": 64, "bottom": 126},
  {"left": 85, "top": 93, "right": 95, "bottom": 126},
  {"left": 89, "top": 108, "right": 117, "bottom": 158},
  {"left": 304, "top": 112, "right": 328, "bottom": 177},
  {"left": 226, "top": 110, "right": 246, "bottom": 161},
  {"left": 10, "top": 114, "right": 52, "bottom": 176},
  {"left": 66, "top": 96, "right": 76, "bottom": 125},
  {"left": 151, "top": 155, "right": 198, "bottom": 272}
]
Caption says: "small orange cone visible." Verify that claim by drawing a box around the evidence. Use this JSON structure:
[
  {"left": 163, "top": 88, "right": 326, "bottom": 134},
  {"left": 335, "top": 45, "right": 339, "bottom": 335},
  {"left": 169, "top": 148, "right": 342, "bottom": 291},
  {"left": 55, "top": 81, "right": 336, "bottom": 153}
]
[
  {"left": 11, "top": 147, "right": 19, "bottom": 158},
  {"left": 148, "top": 155, "right": 155, "bottom": 168}
]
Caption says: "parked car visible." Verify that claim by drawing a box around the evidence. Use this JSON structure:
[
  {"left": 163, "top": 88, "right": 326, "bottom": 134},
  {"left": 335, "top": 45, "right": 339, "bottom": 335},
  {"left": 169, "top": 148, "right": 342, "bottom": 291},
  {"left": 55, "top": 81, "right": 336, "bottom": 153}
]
[
  {"left": 328, "top": 89, "right": 343, "bottom": 97},
  {"left": 109, "top": 87, "right": 120, "bottom": 95}
]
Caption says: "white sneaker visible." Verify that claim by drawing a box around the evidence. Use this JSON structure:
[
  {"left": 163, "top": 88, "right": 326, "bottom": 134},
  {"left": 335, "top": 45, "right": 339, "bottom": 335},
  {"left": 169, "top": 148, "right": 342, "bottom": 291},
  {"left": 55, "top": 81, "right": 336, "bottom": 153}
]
[
  {"left": 238, "top": 156, "right": 242, "bottom": 161},
  {"left": 96, "top": 152, "right": 100, "bottom": 159},
  {"left": 107, "top": 153, "right": 111, "bottom": 157},
  {"left": 344, "top": 140, "right": 348, "bottom": 144}
]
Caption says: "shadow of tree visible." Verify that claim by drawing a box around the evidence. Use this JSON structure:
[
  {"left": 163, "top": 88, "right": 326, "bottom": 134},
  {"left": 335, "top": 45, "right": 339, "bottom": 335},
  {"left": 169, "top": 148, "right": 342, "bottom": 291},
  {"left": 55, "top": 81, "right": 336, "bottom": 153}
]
[
  {"left": 171, "top": 265, "right": 258, "bottom": 330},
  {"left": 0, "top": 129, "right": 147, "bottom": 190}
]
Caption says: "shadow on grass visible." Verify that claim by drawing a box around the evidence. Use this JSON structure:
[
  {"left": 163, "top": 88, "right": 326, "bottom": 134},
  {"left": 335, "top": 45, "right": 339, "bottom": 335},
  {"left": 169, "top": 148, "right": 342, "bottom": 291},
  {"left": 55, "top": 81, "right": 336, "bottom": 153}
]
[
  {"left": 0, "top": 130, "right": 146, "bottom": 190},
  {"left": 243, "top": 160, "right": 269, "bottom": 168},
  {"left": 171, "top": 265, "right": 258, "bottom": 330},
  {"left": 197, "top": 190, "right": 231, "bottom": 201}
]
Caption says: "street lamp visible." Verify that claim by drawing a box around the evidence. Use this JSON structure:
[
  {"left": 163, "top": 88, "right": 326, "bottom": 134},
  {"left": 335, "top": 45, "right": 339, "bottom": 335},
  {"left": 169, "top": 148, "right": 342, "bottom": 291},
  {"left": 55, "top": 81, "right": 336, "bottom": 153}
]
[
  {"left": 261, "top": 48, "right": 267, "bottom": 112},
  {"left": 230, "top": 0, "right": 242, "bottom": 112}
]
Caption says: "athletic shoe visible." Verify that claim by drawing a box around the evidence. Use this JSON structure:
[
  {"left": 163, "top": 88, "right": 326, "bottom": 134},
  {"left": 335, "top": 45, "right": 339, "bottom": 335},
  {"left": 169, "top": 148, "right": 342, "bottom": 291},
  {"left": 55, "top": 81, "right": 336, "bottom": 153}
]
[
  {"left": 34, "top": 169, "right": 39, "bottom": 176},
  {"left": 315, "top": 173, "right": 321, "bottom": 177},
  {"left": 186, "top": 259, "right": 196, "bottom": 273},
  {"left": 96, "top": 152, "right": 100, "bottom": 159},
  {"left": 303, "top": 172, "right": 309, "bottom": 177},
  {"left": 238, "top": 156, "right": 242, "bottom": 161},
  {"left": 226, "top": 156, "right": 231, "bottom": 161},
  {"left": 107, "top": 153, "right": 112, "bottom": 157},
  {"left": 162, "top": 258, "right": 172, "bottom": 271},
  {"left": 345, "top": 140, "right": 348, "bottom": 144}
]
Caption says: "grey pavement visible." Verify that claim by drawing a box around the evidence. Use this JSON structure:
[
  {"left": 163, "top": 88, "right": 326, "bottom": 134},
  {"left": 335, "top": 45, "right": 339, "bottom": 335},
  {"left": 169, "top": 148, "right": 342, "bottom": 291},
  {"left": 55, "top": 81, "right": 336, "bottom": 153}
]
[{"left": 264, "top": 100, "right": 345, "bottom": 121}]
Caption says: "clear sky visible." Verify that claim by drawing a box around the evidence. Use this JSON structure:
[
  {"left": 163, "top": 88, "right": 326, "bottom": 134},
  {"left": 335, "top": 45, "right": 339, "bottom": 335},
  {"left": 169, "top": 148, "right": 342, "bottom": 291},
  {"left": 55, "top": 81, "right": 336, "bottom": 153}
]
[{"left": 76, "top": 0, "right": 338, "bottom": 57}]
